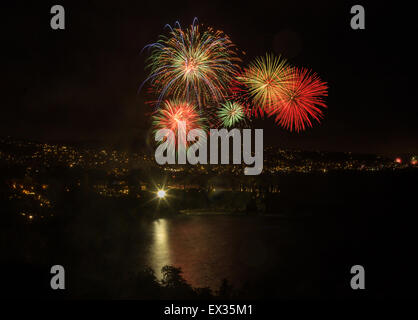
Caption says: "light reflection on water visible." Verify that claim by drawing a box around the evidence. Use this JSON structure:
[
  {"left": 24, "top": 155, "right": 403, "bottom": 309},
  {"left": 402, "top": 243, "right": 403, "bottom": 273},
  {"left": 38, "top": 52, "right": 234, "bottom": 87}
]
[
  {"left": 147, "top": 218, "right": 171, "bottom": 279},
  {"left": 144, "top": 215, "right": 309, "bottom": 290}
]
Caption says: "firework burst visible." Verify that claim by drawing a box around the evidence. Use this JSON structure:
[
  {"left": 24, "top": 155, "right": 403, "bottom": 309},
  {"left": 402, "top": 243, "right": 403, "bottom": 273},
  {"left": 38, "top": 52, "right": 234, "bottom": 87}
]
[
  {"left": 143, "top": 18, "right": 241, "bottom": 109},
  {"left": 142, "top": 19, "right": 329, "bottom": 135},
  {"left": 237, "top": 53, "right": 291, "bottom": 115},
  {"left": 152, "top": 99, "right": 206, "bottom": 147},
  {"left": 217, "top": 101, "right": 246, "bottom": 128},
  {"left": 269, "top": 67, "right": 328, "bottom": 132}
]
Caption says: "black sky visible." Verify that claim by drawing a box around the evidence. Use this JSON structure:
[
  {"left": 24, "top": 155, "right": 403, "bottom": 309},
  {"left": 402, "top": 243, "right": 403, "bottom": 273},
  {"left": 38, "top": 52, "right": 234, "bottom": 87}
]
[{"left": 1, "top": 0, "right": 416, "bottom": 156}]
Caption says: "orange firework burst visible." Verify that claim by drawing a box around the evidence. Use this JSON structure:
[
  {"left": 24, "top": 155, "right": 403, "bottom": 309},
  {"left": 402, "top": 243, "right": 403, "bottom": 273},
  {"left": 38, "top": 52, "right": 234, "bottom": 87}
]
[
  {"left": 152, "top": 100, "right": 206, "bottom": 147},
  {"left": 268, "top": 67, "right": 328, "bottom": 132}
]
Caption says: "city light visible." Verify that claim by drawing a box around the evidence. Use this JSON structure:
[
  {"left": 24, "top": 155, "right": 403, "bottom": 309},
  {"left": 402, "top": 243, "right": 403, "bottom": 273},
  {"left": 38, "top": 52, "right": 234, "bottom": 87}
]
[{"left": 157, "top": 189, "right": 167, "bottom": 199}]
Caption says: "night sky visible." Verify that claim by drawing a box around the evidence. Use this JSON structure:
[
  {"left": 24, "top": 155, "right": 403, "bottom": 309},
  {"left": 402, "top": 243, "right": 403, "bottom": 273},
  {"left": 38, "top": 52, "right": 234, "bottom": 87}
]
[{"left": 1, "top": 0, "right": 415, "bottom": 156}]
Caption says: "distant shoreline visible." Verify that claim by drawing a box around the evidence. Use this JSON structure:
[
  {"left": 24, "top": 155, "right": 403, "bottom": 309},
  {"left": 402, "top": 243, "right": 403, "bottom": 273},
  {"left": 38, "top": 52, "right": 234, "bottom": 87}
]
[
  {"left": 179, "top": 209, "right": 252, "bottom": 216},
  {"left": 178, "top": 209, "right": 294, "bottom": 218}
]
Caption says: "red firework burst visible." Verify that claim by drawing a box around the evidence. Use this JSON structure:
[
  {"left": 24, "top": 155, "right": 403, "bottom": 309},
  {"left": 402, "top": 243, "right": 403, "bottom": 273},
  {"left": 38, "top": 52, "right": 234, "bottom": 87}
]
[
  {"left": 269, "top": 67, "right": 328, "bottom": 132},
  {"left": 153, "top": 100, "right": 206, "bottom": 132},
  {"left": 152, "top": 100, "right": 207, "bottom": 148}
]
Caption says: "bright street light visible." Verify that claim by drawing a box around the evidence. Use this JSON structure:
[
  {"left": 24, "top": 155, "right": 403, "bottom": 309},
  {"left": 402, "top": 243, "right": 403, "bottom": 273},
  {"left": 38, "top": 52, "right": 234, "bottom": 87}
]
[{"left": 157, "top": 189, "right": 166, "bottom": 199}]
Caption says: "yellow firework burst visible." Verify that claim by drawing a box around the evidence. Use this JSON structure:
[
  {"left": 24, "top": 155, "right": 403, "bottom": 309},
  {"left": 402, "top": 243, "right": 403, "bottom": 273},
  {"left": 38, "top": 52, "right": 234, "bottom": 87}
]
[{"left": 238, "top": 53, "right": 291, "bottom": 114}]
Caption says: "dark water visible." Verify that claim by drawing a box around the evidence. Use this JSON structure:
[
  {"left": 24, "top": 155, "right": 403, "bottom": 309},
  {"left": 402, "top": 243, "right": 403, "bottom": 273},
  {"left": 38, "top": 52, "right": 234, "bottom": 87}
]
[
  {"left": 144, "top": 215, "right": 330, "bottom": 294},
  {"left": 141, "top": 213, "right": 417, "bottom": 298},
  {"left": 2, "top": 209, "right": 416, "bottom": 299}
]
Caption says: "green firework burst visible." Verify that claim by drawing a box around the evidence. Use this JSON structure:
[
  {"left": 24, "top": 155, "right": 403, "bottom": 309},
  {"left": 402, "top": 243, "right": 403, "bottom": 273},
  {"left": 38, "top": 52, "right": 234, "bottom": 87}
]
[{"left": 217, "top": 101, "right": 246, "bottom": 128}]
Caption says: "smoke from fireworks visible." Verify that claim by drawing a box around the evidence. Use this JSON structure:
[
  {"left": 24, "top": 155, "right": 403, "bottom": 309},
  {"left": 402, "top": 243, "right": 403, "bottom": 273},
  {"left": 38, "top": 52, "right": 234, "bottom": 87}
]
[
  {"left": 268, "top": 67, "right": 328, "bottom": 132},
  {"left": 143, "top": 18, "right": 241, "bottom": 109}
]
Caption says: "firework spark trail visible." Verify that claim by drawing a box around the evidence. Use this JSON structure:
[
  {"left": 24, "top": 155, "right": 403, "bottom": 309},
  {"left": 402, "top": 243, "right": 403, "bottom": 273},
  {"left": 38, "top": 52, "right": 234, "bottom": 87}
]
[
  {"left": 236, "top": 53, "right": 291, "bottom": 116},
  {"left": 152, "top": 99, "right": 207, "bottom": 148},
  {"left": 217, "top": 101, "right": 246, "bottom": 128},
  {"left": 143, "top": 18, "right": 241, "bottom": 109},
  {"left": 142, "top": 19, "right": 328, "bottom": 134},
  {"left": 269, "top": 67, "right": 328, "bottom": 132}
]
